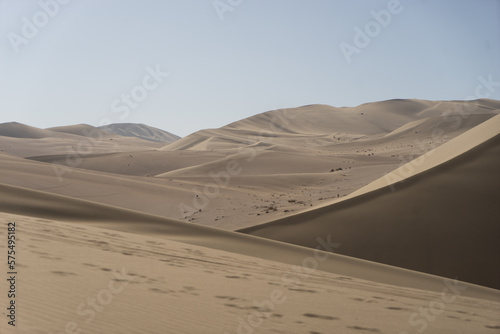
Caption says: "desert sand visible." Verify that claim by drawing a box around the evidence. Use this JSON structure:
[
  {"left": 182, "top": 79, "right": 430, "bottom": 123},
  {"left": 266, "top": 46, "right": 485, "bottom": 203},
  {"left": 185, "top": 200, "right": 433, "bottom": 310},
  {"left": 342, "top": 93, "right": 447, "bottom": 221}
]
[
  {"left": 1, "top": 212, "right": 500, "bottom": 333},
  {"left": 241, "top": 114, "right": 500, "bottom": 289},
  {"left": 1, "top": 99, "right": 499, "bottom": 333},
  {"left": 1, "top": 99, "right": 498, "bottom": 230}
]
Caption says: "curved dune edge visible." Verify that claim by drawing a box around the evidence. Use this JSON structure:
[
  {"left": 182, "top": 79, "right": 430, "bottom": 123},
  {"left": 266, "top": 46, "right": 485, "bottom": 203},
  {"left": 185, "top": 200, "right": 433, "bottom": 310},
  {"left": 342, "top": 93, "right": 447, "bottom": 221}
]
[
  {"left": 239, "top": 115, "right": 500, "bottom": 289},
  {"left": 159, "top": 99, "right": 499, "bottom": 153},
  {"left": 0, "top": 182, "right": 499, "bottom": 302},
  {"left": 3, "top": 211, "right": 499, "bottom": 334},
  {"left": 259, "top": 113, "right": 500, "bottom": 213},
  {"left": 349, "top": 112, "right": 500, "bottom": 197}
]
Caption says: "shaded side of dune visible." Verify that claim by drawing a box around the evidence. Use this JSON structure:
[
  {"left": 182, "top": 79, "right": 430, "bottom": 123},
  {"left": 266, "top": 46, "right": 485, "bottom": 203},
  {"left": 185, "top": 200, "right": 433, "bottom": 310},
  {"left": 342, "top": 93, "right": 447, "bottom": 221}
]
[
  {"left": 1, "top": 182, "right": 499, "bottom": 301},
  {"left": 240, "top": 134, "right": 500, "bottom": 289}
]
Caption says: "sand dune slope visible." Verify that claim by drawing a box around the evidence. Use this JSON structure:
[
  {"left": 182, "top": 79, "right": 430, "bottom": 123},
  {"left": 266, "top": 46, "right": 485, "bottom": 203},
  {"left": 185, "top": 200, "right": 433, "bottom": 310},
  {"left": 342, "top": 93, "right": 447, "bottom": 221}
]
[
  {"left": 1, "top": 150, "right": 361, "bottom": 229},
  {"left": 1, "top": 101, "right": 498, "bottom": 230},
  {"left": 160, "top": 99, "right": 500, "bottom": 152},
  {"left": 28, "top": 150, "right": 227, "bottom": 177},
  {"left": 99, "top": 123, "right": 180, "bottom": 143},
  {"left": 0, "top": 122, "right": 65, "bottom": 139},
  {"left": 0, "top": 151, "right": 202, "bottom": 217},
  {"left": 2, "top": 100, "right": 500, "bottom": 333},
  {"left": 1, "top": 213, "right": 499, "bottom": 333},
  {"left": 240, "top": 115, "right": 500, "bottom": 289},
  {"left": 0, "top": 122, "right": 163, "bottom": 157},
  {"left": 47, "top": 124, "right": 115, "bottom": 138},
  {"left": 1, "top": 182, "right": 499, "bottom": 302}
]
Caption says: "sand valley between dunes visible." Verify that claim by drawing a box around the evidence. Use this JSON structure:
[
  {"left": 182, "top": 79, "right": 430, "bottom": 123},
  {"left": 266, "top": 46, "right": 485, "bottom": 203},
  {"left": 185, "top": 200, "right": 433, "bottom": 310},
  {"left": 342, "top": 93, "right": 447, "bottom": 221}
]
[{"left": 1, "top": 99, "right": 499, "bottom": 333}]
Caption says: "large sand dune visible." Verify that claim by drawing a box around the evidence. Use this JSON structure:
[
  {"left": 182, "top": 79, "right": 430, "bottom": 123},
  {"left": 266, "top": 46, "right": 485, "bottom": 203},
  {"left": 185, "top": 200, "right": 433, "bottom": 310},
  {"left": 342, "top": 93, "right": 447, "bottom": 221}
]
[
  {"left": 161, "top": 99, "right": 499, "bottom": 152},
  {"left": 0, "top": 123, "right": 164, "bottom": 157},
  {"left": 1, "top": 183, "right": 499, "bottom": 304},
  {"left": 1, "top": 99, "right": 500, "bottom": 333},
  {"left": 1, "top": 100, "right": 498, "bottom": 230},
  {"left": 1, "top": 212, "right": 499, "bottom": 333},
  {"left": 240, "top": 114, "right": 500, "bottom": 289},
  {"left": 99, "top": 122, "right": 180, "bottom": 143}
]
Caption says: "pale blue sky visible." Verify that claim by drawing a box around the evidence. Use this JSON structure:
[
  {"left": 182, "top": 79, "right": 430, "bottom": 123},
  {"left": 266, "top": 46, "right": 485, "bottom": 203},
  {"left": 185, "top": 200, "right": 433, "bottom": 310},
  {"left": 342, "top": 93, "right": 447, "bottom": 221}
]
[{"left": 1, "top": 0, "right": 499, "bottom": 137}]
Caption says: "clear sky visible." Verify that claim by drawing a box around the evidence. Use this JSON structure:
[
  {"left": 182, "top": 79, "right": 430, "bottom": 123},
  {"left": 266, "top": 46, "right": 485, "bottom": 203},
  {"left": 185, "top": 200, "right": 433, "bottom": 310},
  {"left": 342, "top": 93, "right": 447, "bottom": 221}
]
[{"left": 1, "top": 0, "right": 499, "bottom": 137}]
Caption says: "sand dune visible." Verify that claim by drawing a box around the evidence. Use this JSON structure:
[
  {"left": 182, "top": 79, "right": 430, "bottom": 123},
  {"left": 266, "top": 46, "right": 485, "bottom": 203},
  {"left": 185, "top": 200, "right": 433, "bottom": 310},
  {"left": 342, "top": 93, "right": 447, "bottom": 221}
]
[
  {"left": 1, "top": 183, "right": 499, "bottom": 304},
  {"left": 161, "top": 99, "right": 500, "bottom": 152},
  {"left": 240, "top": 114, "right": 500, "bottom": 289},
  {"left": 0, "top": 122, "right": 65, "bottom": 139},
  {"left": 28, "top": 150, "right": 227, "bottom": 177},
  {"left": 156, "top": 112, "right": 494, "bottom": 179},
  {"left": 2, "top": 212, "right": 499, "bottom": 333},
  {"left": 2, "top": 99, "right": 500, "bottom": 333},
  {"left": 48, "top": 123, "right": 115, "bottom": 138},
  {"left": 0, "top": 151, "right": 200, "bottom": 219},
  {"left": 0, "top": 142, "right": 401, "bottom": 229},
  {"left": 0, "top": 122, "right": 163, "bottom": 157},
  {"left": 99, "top": 123, "right": 180, "bottom": 143},
  {"left": 1, "top": 100, "right": 498, "bottom": 230}
]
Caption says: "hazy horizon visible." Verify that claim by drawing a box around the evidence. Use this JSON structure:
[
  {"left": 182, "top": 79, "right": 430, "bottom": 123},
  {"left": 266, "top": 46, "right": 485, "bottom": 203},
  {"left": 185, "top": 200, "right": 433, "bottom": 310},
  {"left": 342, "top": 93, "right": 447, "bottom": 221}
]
[{"left": 2, "top": 97, "right": 500, "bottom": 138}]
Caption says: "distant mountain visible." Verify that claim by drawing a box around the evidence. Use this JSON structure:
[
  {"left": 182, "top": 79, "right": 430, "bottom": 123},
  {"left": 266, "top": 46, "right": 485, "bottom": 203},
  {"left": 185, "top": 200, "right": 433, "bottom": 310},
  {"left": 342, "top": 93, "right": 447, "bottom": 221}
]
[
  {"left": 0, "top": 122, "right": 165, "bottom": 157},
  {"left": 99, "top": 123, "right": 180, "bottom": 143},
  {"left": 48, "top": 124, "right": 114, "bottom": 138}
]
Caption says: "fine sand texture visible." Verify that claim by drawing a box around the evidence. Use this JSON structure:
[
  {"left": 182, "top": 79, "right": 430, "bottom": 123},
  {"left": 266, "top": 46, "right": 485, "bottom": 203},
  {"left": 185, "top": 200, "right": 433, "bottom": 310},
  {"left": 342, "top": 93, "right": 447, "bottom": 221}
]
[{"left": 1, "top": 212, "right": 499, "bottom": 334}]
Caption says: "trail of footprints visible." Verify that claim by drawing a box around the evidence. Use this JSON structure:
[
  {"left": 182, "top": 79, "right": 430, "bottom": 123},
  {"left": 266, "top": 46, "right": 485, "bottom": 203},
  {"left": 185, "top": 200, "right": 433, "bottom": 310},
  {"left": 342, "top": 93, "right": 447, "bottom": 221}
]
[{"left": 10, "top": 214, "right": 500, "bottom": 333}]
